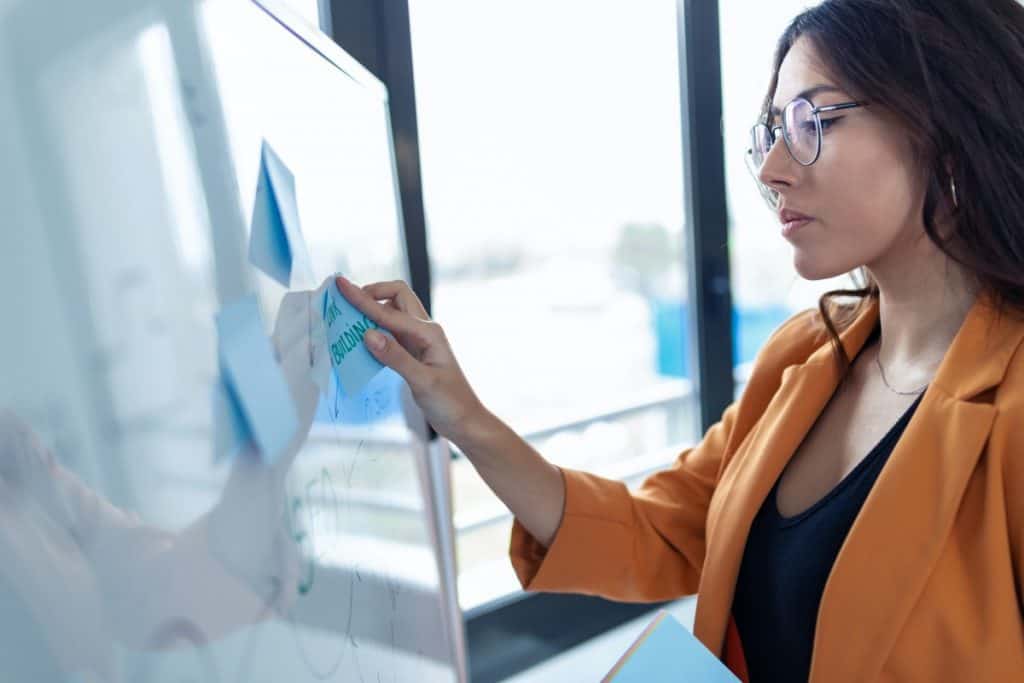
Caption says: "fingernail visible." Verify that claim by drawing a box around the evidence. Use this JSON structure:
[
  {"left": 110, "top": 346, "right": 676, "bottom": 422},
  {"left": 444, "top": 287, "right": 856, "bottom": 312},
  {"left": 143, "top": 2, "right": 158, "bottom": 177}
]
[{"left": 364, "top": 329, "right": 385, "bottom": 351}]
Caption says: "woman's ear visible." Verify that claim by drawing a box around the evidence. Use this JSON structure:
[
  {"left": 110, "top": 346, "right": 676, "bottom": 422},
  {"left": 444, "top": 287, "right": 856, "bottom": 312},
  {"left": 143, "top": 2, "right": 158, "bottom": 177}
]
[{"left": 941, "top": 155, "right": 959, "bottom": 210}]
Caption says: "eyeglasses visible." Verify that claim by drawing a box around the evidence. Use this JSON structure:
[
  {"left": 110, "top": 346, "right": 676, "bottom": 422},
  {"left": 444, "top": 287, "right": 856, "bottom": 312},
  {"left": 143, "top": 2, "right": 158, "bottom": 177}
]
[{"left": 744, "top": 96, "right": 866, "bottom": 208}]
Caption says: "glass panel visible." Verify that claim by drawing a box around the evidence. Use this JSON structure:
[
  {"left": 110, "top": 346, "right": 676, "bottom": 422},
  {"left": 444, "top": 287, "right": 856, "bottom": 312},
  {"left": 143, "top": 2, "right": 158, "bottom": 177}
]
[
  {"left": 720, "top": 1, "right": 856, "bottom": 391},
  {"left": 279, "top": 0, "right": 322, "bottom": 28},
  {"left": 408, "top": 0, "right": 695, "bottom": 608},
  {"left": 0, "top": 0, "right": 457, "bottom": 680}
]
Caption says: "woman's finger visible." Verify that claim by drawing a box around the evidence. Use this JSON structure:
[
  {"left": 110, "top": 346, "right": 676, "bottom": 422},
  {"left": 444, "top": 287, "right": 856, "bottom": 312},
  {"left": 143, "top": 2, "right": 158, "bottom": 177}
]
[
  {"left": 361, "top": 280, "right": 429, "bottom": 319},
  {"left": 335, "top": 276, "right": 429, "bottom": 339},
  {"left": 362, "top": 329, "right": 428, "bottom": 389}
]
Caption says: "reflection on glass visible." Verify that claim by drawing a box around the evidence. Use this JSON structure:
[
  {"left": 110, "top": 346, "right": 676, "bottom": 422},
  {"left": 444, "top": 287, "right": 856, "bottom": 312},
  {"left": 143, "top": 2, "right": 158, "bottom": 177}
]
[
  {"left": 276, "top": 0, "right": 322, "bottom": 29},
  {"left": 0, "top": 0, "right": 457, "bottom": 680}
]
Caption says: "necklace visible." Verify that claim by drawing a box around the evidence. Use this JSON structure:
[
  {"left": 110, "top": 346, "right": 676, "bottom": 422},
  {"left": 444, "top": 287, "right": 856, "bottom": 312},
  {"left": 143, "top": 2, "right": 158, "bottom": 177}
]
[{"left": 874, "top": 351, "right": 929, "bottom": 395}]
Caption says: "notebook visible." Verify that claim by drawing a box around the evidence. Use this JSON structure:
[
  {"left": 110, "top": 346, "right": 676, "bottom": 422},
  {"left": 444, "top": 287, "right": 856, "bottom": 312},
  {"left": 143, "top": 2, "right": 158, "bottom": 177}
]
[{"left": 602, "top": 610, "right": 740, "bottom": 682}]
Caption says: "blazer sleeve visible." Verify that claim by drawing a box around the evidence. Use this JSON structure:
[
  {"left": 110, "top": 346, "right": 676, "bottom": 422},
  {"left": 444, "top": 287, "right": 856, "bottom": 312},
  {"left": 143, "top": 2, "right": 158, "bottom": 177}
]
[{"left": 509, "top": 308, "right": 822, "bottom": 602}]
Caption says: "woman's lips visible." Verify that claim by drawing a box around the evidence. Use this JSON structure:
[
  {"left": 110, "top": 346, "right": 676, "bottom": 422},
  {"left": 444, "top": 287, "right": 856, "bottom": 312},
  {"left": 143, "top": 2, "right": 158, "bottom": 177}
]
[{"left": 781, "top": 217, "right": 813, "bottom": 238}]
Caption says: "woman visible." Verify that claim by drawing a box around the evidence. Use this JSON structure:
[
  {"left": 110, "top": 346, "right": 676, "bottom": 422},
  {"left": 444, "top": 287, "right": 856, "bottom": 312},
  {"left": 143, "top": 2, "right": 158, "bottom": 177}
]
[{"left": 340, "top": 0, "right": 1024, "bottom": 680}]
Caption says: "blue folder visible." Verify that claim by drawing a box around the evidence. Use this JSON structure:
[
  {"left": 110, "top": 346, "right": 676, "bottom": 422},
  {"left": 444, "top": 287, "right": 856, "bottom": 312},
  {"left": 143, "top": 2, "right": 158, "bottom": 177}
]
[{"left": 602, "top": 611, "right": 740, "bottom": 682}]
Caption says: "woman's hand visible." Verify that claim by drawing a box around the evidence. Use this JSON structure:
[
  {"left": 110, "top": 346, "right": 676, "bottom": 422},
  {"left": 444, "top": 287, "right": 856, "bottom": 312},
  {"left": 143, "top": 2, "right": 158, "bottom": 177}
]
[{"left": 335, "top": 276, "right": 488, "bottom": 443}]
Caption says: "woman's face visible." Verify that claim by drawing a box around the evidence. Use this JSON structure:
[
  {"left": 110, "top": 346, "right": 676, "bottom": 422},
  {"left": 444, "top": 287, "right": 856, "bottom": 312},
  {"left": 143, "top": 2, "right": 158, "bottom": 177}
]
[{"left": 758, "top": 36, "right": 926, "bottom": 280}]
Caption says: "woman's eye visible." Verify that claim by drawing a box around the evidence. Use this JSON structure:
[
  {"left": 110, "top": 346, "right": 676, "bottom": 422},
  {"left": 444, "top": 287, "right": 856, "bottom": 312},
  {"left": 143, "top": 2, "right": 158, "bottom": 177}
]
[{"left": 819, "top": 117, "right": 841, "bottom": 131}]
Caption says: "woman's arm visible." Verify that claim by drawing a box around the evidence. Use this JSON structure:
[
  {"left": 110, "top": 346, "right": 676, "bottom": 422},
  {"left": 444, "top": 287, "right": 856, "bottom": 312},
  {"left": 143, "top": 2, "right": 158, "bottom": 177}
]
[
  {"left": 336, "top": 276, "right": 569, "bottom": 547},
  {"left": 455, "top": 409, "right": 565, "bottom": 548},
  {"left": 339, "top": 279, "right": 822, "bottom": 602}
]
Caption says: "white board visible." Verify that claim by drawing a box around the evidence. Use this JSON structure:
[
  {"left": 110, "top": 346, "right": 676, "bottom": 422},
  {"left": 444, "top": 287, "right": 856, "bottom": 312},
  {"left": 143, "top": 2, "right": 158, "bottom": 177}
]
[{"left": 0, "top": 0, "right": 464, "bottom": 680}]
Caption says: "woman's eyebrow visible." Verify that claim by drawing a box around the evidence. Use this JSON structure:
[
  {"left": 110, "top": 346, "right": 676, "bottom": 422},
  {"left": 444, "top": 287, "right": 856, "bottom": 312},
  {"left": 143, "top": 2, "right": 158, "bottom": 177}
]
[{"left": 770, "top": 84, "right": 843, "bottom": 115}]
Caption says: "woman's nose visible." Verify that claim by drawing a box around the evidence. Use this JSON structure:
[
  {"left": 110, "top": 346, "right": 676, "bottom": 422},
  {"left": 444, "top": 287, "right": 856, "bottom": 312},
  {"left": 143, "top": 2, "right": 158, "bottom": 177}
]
[{"left": 757, "top": 136, "right": 798, "bottom": 192}]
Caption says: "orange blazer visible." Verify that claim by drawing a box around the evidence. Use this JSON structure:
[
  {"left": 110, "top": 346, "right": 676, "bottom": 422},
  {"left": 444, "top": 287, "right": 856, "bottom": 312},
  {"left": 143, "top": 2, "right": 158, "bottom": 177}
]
[{"left": 510, "top": 294, "right": 1024, "bottom": 681}]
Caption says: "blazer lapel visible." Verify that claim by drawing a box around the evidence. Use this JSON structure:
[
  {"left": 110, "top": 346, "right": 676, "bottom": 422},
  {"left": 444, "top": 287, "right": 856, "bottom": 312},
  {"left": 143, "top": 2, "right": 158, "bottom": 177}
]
[
  {"left": 693, "top": 295, "right": 1024, "bottom": 680},
  {"left": 810, "top": 297, "right": 1024, "bottom": 682},
  {"left": 694, "top": 298, "right": 883, "bottom": 656}
]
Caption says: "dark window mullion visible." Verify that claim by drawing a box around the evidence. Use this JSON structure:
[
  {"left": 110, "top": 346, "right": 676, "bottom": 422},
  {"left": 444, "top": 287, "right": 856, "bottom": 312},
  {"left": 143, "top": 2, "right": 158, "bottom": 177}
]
[
  {"left": 326, "top": 0, "right": 432, "bottom": 316},
  {"left": 679, "top": 0, "right": 734, "bottom": 432}
]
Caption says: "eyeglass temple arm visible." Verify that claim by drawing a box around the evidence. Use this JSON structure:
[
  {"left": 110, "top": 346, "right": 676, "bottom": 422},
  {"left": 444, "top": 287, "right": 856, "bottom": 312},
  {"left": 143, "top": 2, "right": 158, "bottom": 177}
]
[{"left": 811, "top": 101, "right": 864, "bottom": 115}]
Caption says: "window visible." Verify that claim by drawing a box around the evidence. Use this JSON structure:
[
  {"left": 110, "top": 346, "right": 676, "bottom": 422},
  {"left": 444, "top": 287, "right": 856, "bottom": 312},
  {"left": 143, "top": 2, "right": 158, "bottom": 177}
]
[{"left": 408, "top": 0, "right": 696, "bottom": 608}]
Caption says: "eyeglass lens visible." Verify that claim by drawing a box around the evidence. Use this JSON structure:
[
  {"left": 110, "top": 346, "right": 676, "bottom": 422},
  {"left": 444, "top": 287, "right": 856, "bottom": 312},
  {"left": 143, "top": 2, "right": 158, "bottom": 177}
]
[{"left": 750, "top": 98, "right": 819, "bottom": 167}]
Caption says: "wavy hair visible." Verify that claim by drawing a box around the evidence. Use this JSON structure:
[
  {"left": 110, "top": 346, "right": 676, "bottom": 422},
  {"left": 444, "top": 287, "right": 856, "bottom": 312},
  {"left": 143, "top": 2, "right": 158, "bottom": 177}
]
[{"left": 763, "top": 0, "right": 1024, "bottom": 376}]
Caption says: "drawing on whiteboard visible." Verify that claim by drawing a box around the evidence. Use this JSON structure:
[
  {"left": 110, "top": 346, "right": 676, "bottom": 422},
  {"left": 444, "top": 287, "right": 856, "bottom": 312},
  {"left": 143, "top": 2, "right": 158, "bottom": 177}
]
[
  {"left": 284, "top": 467, "right": 342, "bottom": 597},
  {"left": 282, "top": 467, "right": 351, "bottom": 679}
]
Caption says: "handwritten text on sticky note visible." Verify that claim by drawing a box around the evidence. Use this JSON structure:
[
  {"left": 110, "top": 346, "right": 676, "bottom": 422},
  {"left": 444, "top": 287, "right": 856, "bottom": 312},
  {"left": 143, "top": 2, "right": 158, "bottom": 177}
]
[{"left": 323, "top": 280, "right": 386, "bottom": 396}]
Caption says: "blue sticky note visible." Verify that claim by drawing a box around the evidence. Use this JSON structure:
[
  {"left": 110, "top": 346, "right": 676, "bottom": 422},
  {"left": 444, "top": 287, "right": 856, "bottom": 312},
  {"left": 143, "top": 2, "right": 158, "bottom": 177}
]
[
  {"left": 214, "top": 375, "right": 250, "bottom": 462},
  {"left": 604, "top": 611, "right": 739, "bottom": 682},
  {"left": 323, "top": 280, "right": 386, "bottom": 397},
  {"left": 214, "top": 296, "right": 299, "bottom": 464},
  {"left": 314, "top": 365, "right": 401, "bottom": 425},
  {"left": 248, "top": 141, "right": 313, "bottom": 287}
]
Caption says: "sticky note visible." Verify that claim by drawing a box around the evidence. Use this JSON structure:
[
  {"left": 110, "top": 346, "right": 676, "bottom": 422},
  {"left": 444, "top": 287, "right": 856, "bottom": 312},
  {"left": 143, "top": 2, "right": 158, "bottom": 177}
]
[
  {"left": 248, "top": 140, "right": 313, "bottom": 288},
  {"left": 214, "top": 376, "right": 249, "bottom": 462},
  {"left": 603, "top": 611, "right": 739, "bottom": 682},
  {"left": 314, "top": 365, "right": 401, "bottom": 424},
  {"left": 214, "top": 295, "right": 299, "bottom": 464},
  {"left": 323, "top": 279, "right": 387, "bottom": 397}
]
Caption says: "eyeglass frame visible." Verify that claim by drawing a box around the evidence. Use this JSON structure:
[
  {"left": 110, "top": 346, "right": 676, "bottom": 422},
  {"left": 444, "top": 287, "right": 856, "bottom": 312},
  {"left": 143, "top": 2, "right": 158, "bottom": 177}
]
[
  {"left": 747, "top": 97, "right": 866, "bottom": 168},
  {"left": 743, "top": 97, "right": 866, "bottom": 208}
]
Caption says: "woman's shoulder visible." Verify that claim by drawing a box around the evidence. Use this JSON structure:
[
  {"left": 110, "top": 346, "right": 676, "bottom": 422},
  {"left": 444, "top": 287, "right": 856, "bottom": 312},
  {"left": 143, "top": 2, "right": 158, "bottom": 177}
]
[
  {"left": 720, "top": 308, "right": 831, "bottom": 434},
  {"left": 746, "top": 307, "right": 831, "bottom": 383}
]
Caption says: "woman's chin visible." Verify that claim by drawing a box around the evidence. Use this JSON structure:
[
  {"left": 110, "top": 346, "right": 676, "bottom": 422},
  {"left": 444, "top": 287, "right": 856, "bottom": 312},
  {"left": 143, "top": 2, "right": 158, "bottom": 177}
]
[{"left": 792, "top": 251, "right": 854, "bottom": 281}]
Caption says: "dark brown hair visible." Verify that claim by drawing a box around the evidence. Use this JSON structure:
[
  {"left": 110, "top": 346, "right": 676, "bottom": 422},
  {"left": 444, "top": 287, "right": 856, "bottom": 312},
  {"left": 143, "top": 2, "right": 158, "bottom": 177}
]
[{"left": 764, "top": 0, "right": 1024, "bottom": 376}]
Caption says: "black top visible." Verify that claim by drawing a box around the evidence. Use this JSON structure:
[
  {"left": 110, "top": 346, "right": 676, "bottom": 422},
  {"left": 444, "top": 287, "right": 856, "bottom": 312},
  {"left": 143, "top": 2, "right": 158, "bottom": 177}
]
[{"left": 732, "top": 366, "right": 925, "bottom": 683}]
